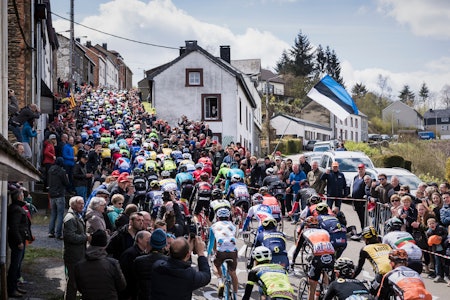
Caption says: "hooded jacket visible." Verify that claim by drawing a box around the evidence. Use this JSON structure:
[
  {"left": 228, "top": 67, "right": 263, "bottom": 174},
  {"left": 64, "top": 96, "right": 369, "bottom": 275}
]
[{"left": 48, "top": 163, "right": 69, "bottom": 198}]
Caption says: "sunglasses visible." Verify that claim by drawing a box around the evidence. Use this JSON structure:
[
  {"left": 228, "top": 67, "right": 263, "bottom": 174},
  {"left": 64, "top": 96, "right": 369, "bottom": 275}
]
[
  {"left": 378, "top": 178, "right": 386, "bottom": 181},
  {"left": 391, "top": 199, "right": 400, "bottom": 202}
]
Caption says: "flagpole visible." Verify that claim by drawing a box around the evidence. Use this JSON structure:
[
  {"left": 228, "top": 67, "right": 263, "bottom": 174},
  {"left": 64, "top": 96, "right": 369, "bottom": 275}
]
[{"left": 271, "top": 118, "right": 292, "bottom": 156}]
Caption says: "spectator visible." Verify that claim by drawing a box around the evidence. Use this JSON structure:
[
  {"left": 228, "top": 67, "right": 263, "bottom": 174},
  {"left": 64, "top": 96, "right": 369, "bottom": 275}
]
[
  {"left": 9, "top": 103, "right": 41, "bottom": 142},
  {"left": 439, "top": 182, "right": 449, "bottom": 195},
  {"left": 389, "top": 194, "right": 402, "bottom": 218},
  {"left": 398, "top": 195, "right": 417, "bottom": 234},
  {"left": 426, "top": 217, "right": 448, "bottom": 283},
  {"left": 85, "top": 197, "right": 108, "bottom": 236},
  {"left": 107, "top": 194, "right": 125, "bottom": 231},
  {"left": 411, "top": 203, "right": 433, "bottom": 274},
  {"left": 429, "top": 192, "right": 443, "bottom": 224},
  {"left": 221, "top": 146, "right": 236, "bottom": 165},
  {"left": 74, "top": 229, "right": 126, "bottom": 300},
  {"left": 7, "top": 89, "right": 19, "bottom": 118},
  {"left": 307, "top": 160, "right": 325, "bottom": 194},
  {"left": 249, "top": 156, "right": 263, "bottom": 191},
  {"left": 12, "top": 142, "right": 25, "bottom": 158},
  {"left": 42, "top": 134, "right": 57, "bottom": 191},
  {"left": 63, "top": 196, "right": 90, "bottom": 300},
  {"left": 21, "top": 119, "right": 37, "bottom": 160},
  {"left": 134, "top": 228, "right": 169, "bottom": 299},
  {"left": 150, "top": 236, "right": 210, "bottom": 299},
  {"left": 107, "top": 212, "right": 144, "bottom": 260},
  {"left": 440, "top": 192, "right": 450, "bottom": 227},
  {"left": 62, "top": 136, "right": 76, "bottom": 190},
  {"left": 370, "top": 173, "right": 394, "bottom": 221},
  {"left": 298, "top": 154, "right": 311, "bottom": 174},
  {"left": 7, "top": 189, "right": 33, "bottom": 298},
  {"left": 321, "top": 161, "right": 345, "bottom": 210},
  {"left": 120, "top": 230, "right": 151, "bottom": 300},
  {"left": 115, "top": 203, "right": 138, "bottom": 230},
  {"left": 73, "top": 150, "right": 93, "bottom": 201},
  {"left": 48, "top": 157, "right": 70, "bottom": 240},
  {"left": 351, "top": 163, "right": 369, "bottom": 230},
  {"left": 390, "top": 175, "right": 401, "bottom": 193},
  {"left": 110, "top": 172, "right": 132, "bottom": 207}
]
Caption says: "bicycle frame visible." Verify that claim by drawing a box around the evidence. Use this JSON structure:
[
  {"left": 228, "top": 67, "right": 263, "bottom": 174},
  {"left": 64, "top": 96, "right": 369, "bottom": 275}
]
[{"left": 220, "top": 259, "right": 236, "bottom": 300}]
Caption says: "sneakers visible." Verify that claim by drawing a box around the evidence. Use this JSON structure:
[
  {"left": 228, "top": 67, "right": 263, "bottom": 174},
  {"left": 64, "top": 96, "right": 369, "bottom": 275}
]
[
  {"left": 217, "top": 283, "right": 224, "bottom": 298},
  {"left": 434, "top": 275, "right": 446, "bottom": 283},
  {"left": 427, "top": 272, "right": 436, "bottom": 279},
  {"left": 48, "top": 233, "right": 55, "bottom": 238},
  {"left": 444, "top": 276, "right": 450, "bottom": 283}
]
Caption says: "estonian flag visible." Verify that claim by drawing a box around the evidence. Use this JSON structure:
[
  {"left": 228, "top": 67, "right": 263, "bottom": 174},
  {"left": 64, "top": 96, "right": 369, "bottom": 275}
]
[{"left": 307, "top": 75, "right": 358, "bottom": 121}]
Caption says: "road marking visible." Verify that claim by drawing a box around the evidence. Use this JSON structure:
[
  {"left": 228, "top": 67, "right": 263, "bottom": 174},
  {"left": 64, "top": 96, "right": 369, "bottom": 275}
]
[{"left": 238, "top": 244, "right": 247, "bottom": 257}]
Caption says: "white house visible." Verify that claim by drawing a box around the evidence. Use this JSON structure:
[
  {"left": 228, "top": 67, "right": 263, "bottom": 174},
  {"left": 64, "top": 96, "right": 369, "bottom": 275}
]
[
  {"left": 270, "top": 113, "right": 333, "bottom": 141},
  {"left": 145, "top": 40, "right": 262, "bottom": 153},
  {"left": 333, "top": 112, "right": 367, "bottom": 142}
]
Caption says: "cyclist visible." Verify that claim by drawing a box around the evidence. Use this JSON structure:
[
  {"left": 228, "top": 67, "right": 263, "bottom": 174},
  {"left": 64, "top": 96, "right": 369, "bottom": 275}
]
[
  {"left": 377, "top": 249, "right": 432, "bottom": 300},
  {"left": 252, "top": 217, "right": 289, "bottom": 270},
  {"left": 262, "top": 167, "right": 279, "bottom": 188},
  {"left": 175, "top": 165, "right": 194, "bottom": 202},
  {"left": 324, "top": 257, "right": 371, "bottom": 300},
  {"left": 224, "top": 162, "right": 245, "bottom": 193},
  {"left": 159, "top": 170, "right": 177, "bottom": 193},
  {"left": 209, "top": 188, "right": 232, "bottom": 222},
  {"left": 189, "top": 172, "right": 213, "bottom": 224},
  {"left": 354, "top": 226, "right": 392, "bottom": 295},
  {"left": 206, "top": 208, "right": 238, "bottom": 299},
  {"left": 260, "top": 186, "right": 282, "bottom": 223},
  {"left": 288, "top": 180, "right": 319, "bottom": 222},
  {"left": 146, "top": 180, "right": 163, "bottom": 221},
  {"left": 382, "top": 217, "right": 423, "bottom": 274},
  {"left": 226, "top": 174, "right": 251, "bottom": 214},
  {"left": 242, "top": 246, "right": 295, "bottom": 300},
  {"left": 316, "top": 202, "right": 347, "bottom": 259},
  {"left": 297, "top": 216, "right": 335, "bottom": 300},
  {"left": 213, "top": 162, "right": 230, "bottom": 187},
  {"left": 242, "top": 193, "right": 272, "bottom": 233}
]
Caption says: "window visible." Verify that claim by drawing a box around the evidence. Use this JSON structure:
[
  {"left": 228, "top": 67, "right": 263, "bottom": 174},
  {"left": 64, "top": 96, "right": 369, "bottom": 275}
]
[
  {"left": 239, "top": 100, "right": 242, "bottom": 124},
  {"left": 201, "top": 94, "right": 221, "bottom": 121},
  {"left": 186, "top": 68, "right": 203, "bottom": 86},
  {"left": 355, "top": 119, "right": 358, "bottom": 128},
  {"left": 350, "top": 118, "right": 353, "bottom": 127}
]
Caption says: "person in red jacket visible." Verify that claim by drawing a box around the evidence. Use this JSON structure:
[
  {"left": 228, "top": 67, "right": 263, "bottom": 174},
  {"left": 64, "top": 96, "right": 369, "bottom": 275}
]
[{"left": 42, "top": 134, "right": 57, "bottom": 191}]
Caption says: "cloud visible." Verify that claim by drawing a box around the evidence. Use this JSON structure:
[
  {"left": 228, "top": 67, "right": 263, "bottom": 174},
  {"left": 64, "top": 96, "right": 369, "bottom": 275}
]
[
  {"left": 376, "top": 0, "right": 450, "bottom": 38},
  {"left": 53, "top": 0, "right": 289, "bottom": 83}
]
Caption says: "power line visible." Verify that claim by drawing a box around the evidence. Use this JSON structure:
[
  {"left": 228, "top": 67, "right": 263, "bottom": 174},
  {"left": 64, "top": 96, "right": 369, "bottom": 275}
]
[{"left": 51, "top": 11, "right": 179, "bottom": 50}]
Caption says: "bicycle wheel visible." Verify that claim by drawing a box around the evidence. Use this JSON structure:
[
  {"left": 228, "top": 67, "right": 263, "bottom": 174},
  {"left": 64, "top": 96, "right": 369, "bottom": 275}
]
[
  {"left": 293, "top": 222, "right": 301, "bottom": 242},
  {"left": 297, "top": 278, "right": 309, "bottom": 300},
  {"left": 300, "top": 243, "right": 313, "bottom": 275}
]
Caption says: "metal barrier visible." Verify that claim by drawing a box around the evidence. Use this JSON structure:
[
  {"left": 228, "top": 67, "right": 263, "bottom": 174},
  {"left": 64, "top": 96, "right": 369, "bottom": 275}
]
[{"left": 365, "top": 201, "right": 392, "bottom": 236}]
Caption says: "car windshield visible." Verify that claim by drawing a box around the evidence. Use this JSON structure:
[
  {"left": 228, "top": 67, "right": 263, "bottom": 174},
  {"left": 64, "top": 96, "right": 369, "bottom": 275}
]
[
  {"left": 335, "top": 158, "right": 374, "bottom": 172},
  {"left": 387, "top": 174, "right": 421, "bottom": 189},
  {"left": 313, "top": 146, "right": 330, "bottom": 152}
]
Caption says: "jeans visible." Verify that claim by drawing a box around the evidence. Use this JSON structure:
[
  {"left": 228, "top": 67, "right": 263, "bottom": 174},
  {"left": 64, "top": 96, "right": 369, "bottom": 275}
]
[
  {"left": 7, "top": 243, "right": 25, "bottom": 294},
  {"left": 48, "top": 197, "right": 66, "bottom": 237},
  {"left": 75, "top": 186, "right": 87, "bottom": 201},
  {"left": 326, "top": 197, "right": 342, "bottom": 210}
]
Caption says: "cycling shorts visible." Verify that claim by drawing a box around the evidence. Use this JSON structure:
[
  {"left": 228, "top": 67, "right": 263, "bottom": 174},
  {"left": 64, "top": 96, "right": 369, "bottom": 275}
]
[
  {"left": 308, "top": 254, "right": 334, "bottom": 281},
  {"left": 214, "top": 251, "right": 238, "bottom": 271}
]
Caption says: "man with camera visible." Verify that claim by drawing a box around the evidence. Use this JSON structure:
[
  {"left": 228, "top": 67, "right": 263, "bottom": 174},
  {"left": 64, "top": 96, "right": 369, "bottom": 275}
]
[{"left": 151, "top": 236, "right": 211, "bottom": 299}]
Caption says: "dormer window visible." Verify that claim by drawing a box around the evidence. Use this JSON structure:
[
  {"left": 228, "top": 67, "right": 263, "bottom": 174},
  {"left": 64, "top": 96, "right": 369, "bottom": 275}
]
[{"left": 186, "top": 68, "right": 203, "bottom": 86}]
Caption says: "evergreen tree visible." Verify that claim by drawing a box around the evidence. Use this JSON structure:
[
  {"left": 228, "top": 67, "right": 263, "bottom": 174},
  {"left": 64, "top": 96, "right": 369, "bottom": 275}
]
[
  {"left": 275, "top": 50, "right": 292, "bottom": 75},
  {"left": 351, "top": 83, "right": 368, "bottom": 99},
  {"left": 326, "top": 49, "right": 344, "bottom": 85},
  {"left": 398, "top": 85, "right": 415, "bottom": 106},
  {"left": 314, "top": 44, "right": 327, "bottom": 75},
  {"left": 418, "top": 82, "right": 429, "bottom": 106},
  {"left": 289, "top": 31, "right": 314, "bottom": 77}
]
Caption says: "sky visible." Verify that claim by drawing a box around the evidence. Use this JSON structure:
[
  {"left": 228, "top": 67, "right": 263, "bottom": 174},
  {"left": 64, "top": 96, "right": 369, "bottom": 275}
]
[{"left": 51, "top": 0, "right": 450, "bottom": 107}]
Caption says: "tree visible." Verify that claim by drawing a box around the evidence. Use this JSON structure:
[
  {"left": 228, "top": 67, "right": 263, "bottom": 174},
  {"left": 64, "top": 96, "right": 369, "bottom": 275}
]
[
  {"left": 275, "top": 50, "right": 292, "bottom": 75},
  {"left": 314, "top": 44, "right": 327, "bottom": 75},
  {"left": 325, "top": 48, "right": 344, "bottom": 86},
  {"left": 418, "top": 82, "right": 430, "bottom": 105},
  {"left": 289, "top": 30, "right": 314, "bottom": 77},
  {"left": 351, "top": 83, "right": 368, "bottom": 99},
  {"left": 398, "top": 85, "right": 415, "bottom": 106},
  {"left": 441, "top": 84, "right": 450, "bottom": 109}
]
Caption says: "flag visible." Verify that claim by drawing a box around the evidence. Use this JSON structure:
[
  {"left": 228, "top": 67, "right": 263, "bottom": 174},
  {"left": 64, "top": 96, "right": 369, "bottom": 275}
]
[{"left": 307, "top": 75, "right": 358, "bottom": 121}]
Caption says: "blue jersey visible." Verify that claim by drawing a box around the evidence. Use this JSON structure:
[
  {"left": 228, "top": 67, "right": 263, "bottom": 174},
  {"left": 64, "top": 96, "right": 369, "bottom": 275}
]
[
  {"left": 255, "top": 229, "right": 289, "bottom": 268},
  {"left": 175, "top": 172, "right": 194, "bottom": 189},
  {"left": 224, "top": 168, "right": 245, "bottom": 192}
]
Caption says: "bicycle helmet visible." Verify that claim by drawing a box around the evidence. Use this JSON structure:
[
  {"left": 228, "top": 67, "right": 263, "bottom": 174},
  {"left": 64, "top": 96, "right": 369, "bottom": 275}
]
[
  {"left": 252, "top": 246, "right": 272, "bottom": 263},
  {"left": 262, "top": 217, "right": 277, "bottom": 228},
  {"left": 220, "top": 162, "right": 229, "bottom": 169},
  {"left": 195, "top": 163, "right": 203, "bottom": 169},
  {"left": 161, "top": 170, "right": 171, "bottom": 178},
  {"left": 265, "top": 167, "right": 274, "bottom": 175},
  {"left": 389, "top": 249, "right": 408, "bottom": 263},
  {"left": 334, "top": 257, "right": 355, "bottom": 278},
  {"left": 384, "top": 217, "right": 403, "bottom": 233},
  {"left": 252, "top": 193, "right": 264, "bottom": 205},
  {"left": 133, "top": 167, "right": 144, "bottom": 176},
  {"left": 231, "top": 174, "right": 241, "bottom": 183},
  {"left": 309, "top": 195, "right": 321, "bottom": 205},
  {"left": 212, "top": 188, "right": 223, "bottom": 200},
  {"left": 304, "top": 216, "right": 319, "bottom": 228},
  {"left": 361, "top": 226, "right": 378, "bottom": 240},
  {"left": 315, "top": 202, "right": 329, "bottom": 215},
  {"left": 259, "top": 186, "right": 269, "bottom": 194},
  {"left": 182, "top": 153, "right": 191, "bottom": 160},
  {"left": 149, "top": 180, "right": 160, "bottom": 188},
  {"left": 216, "top": 208, "right": 231, "bottom": 219},
  {"left": 178, "top": 165, "right": 187, "bottom": 173}
]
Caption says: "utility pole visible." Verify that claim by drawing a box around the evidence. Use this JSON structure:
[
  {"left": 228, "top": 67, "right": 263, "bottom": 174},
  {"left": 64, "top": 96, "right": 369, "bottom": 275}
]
[
  {"left": 265, "top": 75, "right": 282, "bottom": 156},
  {"left": 69, "top": 0, "right": 74, "bottom": 86}
]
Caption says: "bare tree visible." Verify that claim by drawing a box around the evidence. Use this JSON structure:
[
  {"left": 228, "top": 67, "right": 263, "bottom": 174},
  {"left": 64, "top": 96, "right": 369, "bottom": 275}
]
[{"left": 440, "top": 84, "right": 450, "bottom": 109}]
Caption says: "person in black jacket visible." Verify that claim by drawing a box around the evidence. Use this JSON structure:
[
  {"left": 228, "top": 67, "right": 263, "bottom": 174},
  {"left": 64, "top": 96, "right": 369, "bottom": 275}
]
[
  {"left": 107, "top": 212, "right": 144, "bottom": 259},
  {"left": 73, "top": 151, "right": 93, "bottom": 201},
  {"left": 151, "top": 236, "right": 210, "bottom": 300},
  {"left": 7, "top": 188, "right": 33, "bottom": 298},
  {"left": 321, "top": 161, "right": 346, "bottom": 210},
  {"left": 134, "top": 228, "right": 169, "bottom": 300},
  {"left": 48, "top": 157, "right": 70, "bottom": 239}
]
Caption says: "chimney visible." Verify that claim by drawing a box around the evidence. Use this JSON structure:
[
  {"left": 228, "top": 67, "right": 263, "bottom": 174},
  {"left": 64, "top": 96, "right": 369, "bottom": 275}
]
[
  {"left": 185, "top": 40, "right": 197, "bottom": 51},
  {"left": 86, "top": 41, "right": 92, "bottom": 47},
  {"left": 102, "top": 43, "right": 107, "bottom": 50},
  {"left": 179, "top": 47, "right": 186, "bottom": 56},
  {"left": 220, "top": 45, "right": 230, "bottom": 63}
]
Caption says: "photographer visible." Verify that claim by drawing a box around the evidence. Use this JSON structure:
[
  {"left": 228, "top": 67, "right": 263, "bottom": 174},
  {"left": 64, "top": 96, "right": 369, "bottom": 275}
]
[{"left": 151, "top": 236, "right": 211, "bottom": 299}]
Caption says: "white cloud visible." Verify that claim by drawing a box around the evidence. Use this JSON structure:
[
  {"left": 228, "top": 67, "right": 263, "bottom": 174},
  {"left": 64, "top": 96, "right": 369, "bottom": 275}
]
[{"left": 376, "top": 0, "right": 450, "bottom": 38}]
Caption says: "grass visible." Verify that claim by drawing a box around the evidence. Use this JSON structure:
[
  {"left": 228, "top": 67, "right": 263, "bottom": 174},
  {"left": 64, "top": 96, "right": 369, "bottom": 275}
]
[
  {"left": 23, "top": 247, "right": 62, "bottom": 264},
  {"left": 30, "top": 212, "right": 50, "bottom": 225}
]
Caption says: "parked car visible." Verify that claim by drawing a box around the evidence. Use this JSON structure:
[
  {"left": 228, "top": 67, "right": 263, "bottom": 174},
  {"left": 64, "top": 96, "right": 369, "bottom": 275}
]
[
  {"left": 364, "top": 167, "right": 421, "bottom": 195},
  {"left": 313, "top": 140, "right": 339, "bottom": 152},
  {"left": 304, "top": 140, "right": 318, "bottom": 151},
  {"left": 380, "top": 134, "right": 391, "bottom": 141},
  {"left": 368, "top": 134, "right": 382, "bottom": 142},
  {"left": 319, "top": 150, "right": 375, "bottom": 196}
]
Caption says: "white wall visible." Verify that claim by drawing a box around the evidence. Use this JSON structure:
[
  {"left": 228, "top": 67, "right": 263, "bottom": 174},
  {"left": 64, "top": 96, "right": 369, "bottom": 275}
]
[
  {"left": 271, "top": 115, "right": 332, "bottom": 141},
  {"left": 334, "top": 114, "right": 362, "bottom": 142}
]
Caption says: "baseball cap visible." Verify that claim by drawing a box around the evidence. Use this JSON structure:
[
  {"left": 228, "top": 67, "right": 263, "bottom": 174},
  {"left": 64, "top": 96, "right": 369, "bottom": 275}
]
[
  {"left": 118, "top": 172, "right": 130, "bottom": 183},
  {"left": 111, "top": 170, "right": 120, "bottom": 177},
  {"left": 49, "top": 134, "right": 57, "bottom": 139},
  {"left": 332, "top": 161, "right": 339, "bottom": 167},
  {"left": 358, "top": 163, "right": 365, "bottom": 168}
]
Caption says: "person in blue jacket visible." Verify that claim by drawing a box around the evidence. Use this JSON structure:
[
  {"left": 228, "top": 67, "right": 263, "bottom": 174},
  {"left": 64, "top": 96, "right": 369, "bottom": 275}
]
[{"left": 321, "top": 161, "right": 346, "bottom": 209}]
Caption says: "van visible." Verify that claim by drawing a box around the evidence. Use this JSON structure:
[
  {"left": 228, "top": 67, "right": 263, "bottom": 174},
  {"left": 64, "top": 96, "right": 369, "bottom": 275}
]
[{"left": 418, "top": 131, "right": 435, "bottom": 140}]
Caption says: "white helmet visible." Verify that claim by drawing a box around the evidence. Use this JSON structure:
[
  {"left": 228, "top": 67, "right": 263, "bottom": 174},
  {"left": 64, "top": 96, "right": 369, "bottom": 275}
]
[
  {"left": 216, "top": 208, "right": 231, "bottom": 219},
  {"left": 182, "top": 153, "right": 191, "bottom": 160},
  {"left": 265, "top": 167, "right": 274, "bottom": 175},
  {"left": 252, "top": 246, "right": 272, "bottom": 262},
  {"left": 231, "top": 174, "right": 241, "bottom": 183}
]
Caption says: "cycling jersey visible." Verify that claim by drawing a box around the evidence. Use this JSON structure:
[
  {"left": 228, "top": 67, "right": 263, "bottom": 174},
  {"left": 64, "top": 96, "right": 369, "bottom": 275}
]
[
  {"left": 382, "top": 231, "right": 422, "bottom": 261},
  {"left": 318, "top": 215, "right": 347, "bottom": 258},
  {"left": 354, "top": 243, "right": 392, "bottom": 278},
  {"left": 262, "top": 195, "right": 281, "bottom": 220},
  {"left": 224, "top": 168, "right": 245, "bottom": 192},
  {"left": 302, "top": 228, "right": 335, "bottom": 256},
  {"left": 209, "top": 199, "right": 232, "bottom": 222},
  {"left": 226, "top": 182, "right": 250, "bottom": 200},
  {"left": 324, "top": 278, "right": 370, "bottom": 300},
  {"left": 243, "top": 204, "right": 272, "bottom": 232},
  {"left": 213, "top": 167, "right": 230, "bottom": 185},
  {"left": 159, "top": 178, "right": 178, "bottom": 192},
  {"left": 175, "top": 172, "right": 194, "bottom": 189},
  {"left": 377, "top": 265, "right": 432, "bottom": 300},
  {"left": 207, "top": 220, "right": 237, "bottom": 254},
  {"left": 115, "top": 157, "right": 131, "bottom": 173},
  {"left": 146, "top": 190, "right": 163, "bottom": 217},
  {"left": 255, "top": 229, "right": 289, "bottom": 268},
  {"left": 242, "top": 263, "right": 294, "bottom": 300}
]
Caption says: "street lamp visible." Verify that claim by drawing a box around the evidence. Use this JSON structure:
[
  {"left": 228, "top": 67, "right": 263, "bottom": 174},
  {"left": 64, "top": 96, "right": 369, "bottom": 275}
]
[{"left": 265, "top": 74, "right": 282, "bottom": 156}]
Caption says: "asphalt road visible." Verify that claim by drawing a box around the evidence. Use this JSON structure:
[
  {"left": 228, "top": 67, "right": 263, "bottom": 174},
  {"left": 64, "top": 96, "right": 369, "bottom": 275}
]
[{"left": 191, "top": 202, "right": 448, "bottom": 299}]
